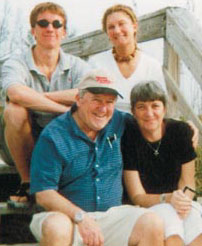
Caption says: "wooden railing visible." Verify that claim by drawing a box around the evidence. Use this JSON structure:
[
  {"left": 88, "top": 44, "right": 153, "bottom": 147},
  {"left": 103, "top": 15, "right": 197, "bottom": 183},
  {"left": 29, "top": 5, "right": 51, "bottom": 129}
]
[
  {"left": 61, "top": 7, "right": 202, "bottom": 144},
  {"left": 0, "top": 7, "right": 201, "bottom": 143}
]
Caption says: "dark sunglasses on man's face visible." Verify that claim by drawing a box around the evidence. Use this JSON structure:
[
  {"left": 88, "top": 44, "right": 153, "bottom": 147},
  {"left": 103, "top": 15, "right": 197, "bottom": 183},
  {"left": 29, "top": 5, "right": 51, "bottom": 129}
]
[{"left": 36, "top": 19, "right": 63, "bottom": 29}]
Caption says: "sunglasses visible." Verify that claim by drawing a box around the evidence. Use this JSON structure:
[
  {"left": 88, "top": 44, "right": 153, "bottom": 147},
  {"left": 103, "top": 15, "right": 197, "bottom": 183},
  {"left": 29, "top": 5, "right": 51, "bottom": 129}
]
[{"left": 36, "top": 19, "right": 63, "bottom": 29}]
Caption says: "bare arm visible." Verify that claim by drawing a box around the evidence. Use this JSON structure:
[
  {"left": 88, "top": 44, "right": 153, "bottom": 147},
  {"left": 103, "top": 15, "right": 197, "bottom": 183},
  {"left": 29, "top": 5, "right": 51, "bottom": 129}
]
[
  {"left": 124, "top": 170, "right": 172, "bottom": 207},
  {"left": 168, "top": 160, "right": 195, "bottom": 218},
  {"left": 187, "top": 121, "right": 199, "bottom": 148},
  {"left": 36, "top": 190, "right": 104, "bottom": 246},
  {"left": 43, "top": 88, "right": 78, "bottom": 106},
  {"left": 7, "top": 84, "right": 70, "bottom": 113},
  {"left": 124, "top": 161, "right": 194, "bottom": 219},
  {"left": 36, "top": 189, "right": 84, "bottom": 218},
  {"left": 178, "top": 160, "right": 195, "bottom": 199}
]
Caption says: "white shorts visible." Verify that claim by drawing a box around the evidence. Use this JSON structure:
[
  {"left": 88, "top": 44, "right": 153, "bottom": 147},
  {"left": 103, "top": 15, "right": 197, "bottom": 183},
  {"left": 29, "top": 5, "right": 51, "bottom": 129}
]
[
  {"left": 150, "top": 201, "right": 202, "bottom": 245},
  {"left": 30, "top": 205, "right": 148, "bottom": 246}
]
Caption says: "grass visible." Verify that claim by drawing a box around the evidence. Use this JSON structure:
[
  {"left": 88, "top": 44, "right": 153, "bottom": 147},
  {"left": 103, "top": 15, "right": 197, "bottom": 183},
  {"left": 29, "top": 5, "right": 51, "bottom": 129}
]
[{"left": 195, "top": 146, "right": 202, "bottom": 194}]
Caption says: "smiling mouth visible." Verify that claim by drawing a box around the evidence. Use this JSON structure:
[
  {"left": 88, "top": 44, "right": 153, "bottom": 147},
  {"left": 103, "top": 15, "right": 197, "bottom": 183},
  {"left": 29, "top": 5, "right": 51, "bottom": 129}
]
[
  {"left": 44, "top": 35, "right": 55, "bottom": 37},
  {"left": 115, "top": 35, "right": 125, "bottom": 39},
  {"left": 93, "top": 113, "right": 107, "bottom": 120}
]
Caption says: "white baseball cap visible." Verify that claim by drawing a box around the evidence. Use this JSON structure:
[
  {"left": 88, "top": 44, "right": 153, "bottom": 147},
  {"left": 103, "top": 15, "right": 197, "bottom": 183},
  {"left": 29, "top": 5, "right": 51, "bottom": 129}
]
[{"left": 78, "top": 69, "right": 123, "bottom": 98}]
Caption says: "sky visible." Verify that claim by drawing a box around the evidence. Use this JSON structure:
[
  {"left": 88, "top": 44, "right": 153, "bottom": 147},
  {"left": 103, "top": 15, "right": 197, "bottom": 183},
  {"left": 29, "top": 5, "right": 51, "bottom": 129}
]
[{"left": 3, "top": 0, "right": 202, "bottom": 36}]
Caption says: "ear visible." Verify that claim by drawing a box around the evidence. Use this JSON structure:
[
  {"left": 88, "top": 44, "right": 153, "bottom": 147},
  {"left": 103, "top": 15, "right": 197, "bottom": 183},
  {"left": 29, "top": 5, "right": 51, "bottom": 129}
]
[
  {"left": 134, "top": 22, "right": 138, "bottom": 30},
  {"left": 133, "top": 23, "right": 138, "bottom": 35},
  {"left": 62, "top": 29, "right": 67, "bottom": 39},
  {"left": 131, "top": 106, "right": 135, "bottom": 117},
  {"left": 75, "top": 93, "right": 81, "bottom": 107},
  {"left": 31, "top": 28, "right": 36, "bottom": 38},
  {"left": 163, "top": 106, "right": 167, "bottom": 116}
]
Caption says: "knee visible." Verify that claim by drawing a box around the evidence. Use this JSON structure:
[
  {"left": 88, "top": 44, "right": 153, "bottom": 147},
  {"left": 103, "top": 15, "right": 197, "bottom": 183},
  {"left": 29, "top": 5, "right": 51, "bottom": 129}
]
[
  {"left": 4, "top": 103, "right": 30, "bottom": 130},
  {"left": 129, "top": 212, "right": 164, "bottom": 245},
  {"left": 139, "top": 212, "right": 164, "bottom": 236},
  {"left": 42, "top": 212, "right": 73, "bottom": 241}
]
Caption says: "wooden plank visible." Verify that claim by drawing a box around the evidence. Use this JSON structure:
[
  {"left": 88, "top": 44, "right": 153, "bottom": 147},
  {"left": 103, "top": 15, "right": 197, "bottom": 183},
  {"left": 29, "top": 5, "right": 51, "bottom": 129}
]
[
  {"left": 61, "top": 30, "right": 111, "bottom": 59},
  {"left": 137, "top": 7, "right": 166, "bottom": 42},
  {"left": 61, "top": 8, "right": 167, "bottom": 58},
  {"left": 163, "top": 40, "right": 179, "bottom": 84},
  {"left": 163, "top": 68, "right": 202, "bottom": 145},
  {"left": 0, "top": 202, "right": 42, "bottom": 215},
  {"left": 163, "top": 40, "right": 180, "bottom": 118},
  {"left": 166, "top": 7, "right": 202, "bottom": 91},
  {"left": 0, "top": 162, "right": 16, "bottom": 174}
]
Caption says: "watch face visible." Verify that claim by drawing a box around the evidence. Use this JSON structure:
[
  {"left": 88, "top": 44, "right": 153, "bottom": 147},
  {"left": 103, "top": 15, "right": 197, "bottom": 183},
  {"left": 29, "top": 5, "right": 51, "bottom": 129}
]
[{"left": 74, "top": 211, "right": 85, "bottom": 223}]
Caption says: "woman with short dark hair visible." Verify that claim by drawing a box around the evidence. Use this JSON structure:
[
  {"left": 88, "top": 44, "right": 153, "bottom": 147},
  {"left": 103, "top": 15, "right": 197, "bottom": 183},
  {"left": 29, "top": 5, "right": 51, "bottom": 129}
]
[{"left": 122, "top": 81, "right": 202, "bottom": 246}]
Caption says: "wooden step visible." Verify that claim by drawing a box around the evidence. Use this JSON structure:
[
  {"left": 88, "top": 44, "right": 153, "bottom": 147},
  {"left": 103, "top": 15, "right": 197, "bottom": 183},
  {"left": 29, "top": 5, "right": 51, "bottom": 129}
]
[
  {"left": 0, "top": 161, "right": 17, "bottom": 175},
  {"left": 0, "top": 202, "right": 43, "bottom": 215}
]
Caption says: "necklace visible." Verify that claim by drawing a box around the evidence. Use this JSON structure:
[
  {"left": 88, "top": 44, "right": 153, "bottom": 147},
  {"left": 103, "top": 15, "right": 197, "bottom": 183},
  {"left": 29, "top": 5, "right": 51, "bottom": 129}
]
[
  {"left": 146, "top": 140, "right": 161, "bottom": 156},
  {"left": 112, "top": 45, "right": 137, "bottom": 63}
]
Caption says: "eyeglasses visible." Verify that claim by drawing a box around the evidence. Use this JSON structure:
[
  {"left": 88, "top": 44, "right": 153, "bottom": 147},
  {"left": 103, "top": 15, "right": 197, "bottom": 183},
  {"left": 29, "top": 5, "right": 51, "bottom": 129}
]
[
  {"left": 36, "top": 19, "right": 63, "bottom": 29},
  {"left": 183, "top": 186, "right": 202, "bottom": 196}
]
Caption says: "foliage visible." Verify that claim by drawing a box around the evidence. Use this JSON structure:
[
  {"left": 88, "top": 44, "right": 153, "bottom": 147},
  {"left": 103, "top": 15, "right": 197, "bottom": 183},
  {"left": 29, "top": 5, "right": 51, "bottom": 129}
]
[{"left": 195, "top": 146, "right": 202, "bottom": 193}]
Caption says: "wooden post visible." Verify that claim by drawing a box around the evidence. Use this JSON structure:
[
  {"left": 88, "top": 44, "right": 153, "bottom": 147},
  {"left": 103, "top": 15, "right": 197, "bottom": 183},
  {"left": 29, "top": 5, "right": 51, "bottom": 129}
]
[{"left": 163, "top": 40, "right": 180, "bottom": 118}]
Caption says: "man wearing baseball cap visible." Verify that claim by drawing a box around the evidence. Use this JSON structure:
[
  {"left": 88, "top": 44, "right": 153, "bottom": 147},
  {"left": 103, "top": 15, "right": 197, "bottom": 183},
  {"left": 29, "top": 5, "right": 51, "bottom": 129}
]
[{"left": 29, "top": 69, "right": 164, "bottom": 246}]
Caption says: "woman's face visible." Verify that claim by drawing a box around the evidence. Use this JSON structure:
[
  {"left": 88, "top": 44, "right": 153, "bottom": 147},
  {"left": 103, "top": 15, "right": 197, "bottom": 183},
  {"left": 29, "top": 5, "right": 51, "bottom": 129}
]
[
  {"left": 106, "top": 11, "right": 137, "bottom": 47},
  {"left": 133, "top": 100, "right": 166, "bottom": 134}
]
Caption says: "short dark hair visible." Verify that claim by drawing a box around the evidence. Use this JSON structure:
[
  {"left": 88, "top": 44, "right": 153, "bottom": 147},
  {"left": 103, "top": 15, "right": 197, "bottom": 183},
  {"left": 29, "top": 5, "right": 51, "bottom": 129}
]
[{"left": 130, "top": 81, "right": 167, "bottom": 110}]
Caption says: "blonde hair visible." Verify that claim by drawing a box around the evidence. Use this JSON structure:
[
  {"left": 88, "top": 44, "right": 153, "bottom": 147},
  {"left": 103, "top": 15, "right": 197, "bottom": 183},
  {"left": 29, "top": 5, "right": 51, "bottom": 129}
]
[
  {"left": 102, "top": 4, "right": 137, "bottom": 33},
  {"left": 30, "top": 2, "right": 67, "bottom": 29}
]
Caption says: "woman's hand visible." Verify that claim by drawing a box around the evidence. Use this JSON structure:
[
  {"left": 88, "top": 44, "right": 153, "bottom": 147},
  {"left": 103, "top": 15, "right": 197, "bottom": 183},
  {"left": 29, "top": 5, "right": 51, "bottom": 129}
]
[{"left": 170, "top": 189, "right": 192, "bottom": 219}]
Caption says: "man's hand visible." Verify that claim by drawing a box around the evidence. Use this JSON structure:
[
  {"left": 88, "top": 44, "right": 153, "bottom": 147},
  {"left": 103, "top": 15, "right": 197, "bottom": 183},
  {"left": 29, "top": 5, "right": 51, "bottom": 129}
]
[
  {"left": 170, "top": 189, "right": 192, "bottom": 219},
  {"left": 78, "top": 214, "right": 104, "bottom": 246}
]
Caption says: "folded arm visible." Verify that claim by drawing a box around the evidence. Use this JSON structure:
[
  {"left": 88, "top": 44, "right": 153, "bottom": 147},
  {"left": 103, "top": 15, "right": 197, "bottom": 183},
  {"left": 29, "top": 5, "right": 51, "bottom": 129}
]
[
  {"left": 43, "top": 88, "right": 78, "bottom": 106},
  {"left": 7, "top": 84, "right": 72, "bottom": 113}
]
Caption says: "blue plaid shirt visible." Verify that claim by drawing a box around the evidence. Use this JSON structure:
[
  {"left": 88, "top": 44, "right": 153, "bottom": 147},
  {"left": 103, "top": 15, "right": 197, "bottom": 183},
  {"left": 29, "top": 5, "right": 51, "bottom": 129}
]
[{"left": 30, "top": 109, "right": 130, "bottom": 212}]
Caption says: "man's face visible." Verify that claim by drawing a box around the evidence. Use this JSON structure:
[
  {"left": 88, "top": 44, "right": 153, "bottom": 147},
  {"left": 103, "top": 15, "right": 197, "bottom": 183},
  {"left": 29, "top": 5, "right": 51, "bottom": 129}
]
[
  {"left": 76, "top": 92, "right": 117, "bottom": 136},
  {"left": 31, "top": 11, "right": 66, "bottom": 49}
]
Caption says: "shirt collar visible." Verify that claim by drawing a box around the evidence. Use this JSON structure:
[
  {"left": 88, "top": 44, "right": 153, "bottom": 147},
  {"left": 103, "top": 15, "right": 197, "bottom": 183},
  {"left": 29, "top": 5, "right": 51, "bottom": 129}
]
[{"left": 26, "top": 46, "right": 72, "bottom": 73}]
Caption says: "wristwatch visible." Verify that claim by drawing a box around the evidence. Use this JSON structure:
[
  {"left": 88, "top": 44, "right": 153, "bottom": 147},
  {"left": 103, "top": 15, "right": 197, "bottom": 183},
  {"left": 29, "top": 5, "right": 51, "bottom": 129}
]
[
  {"left": 74, "top": 211, "right": 86, "bottom": 224},
  {"left": 160, "top": 193, "right": 166, "bottom": 203}
]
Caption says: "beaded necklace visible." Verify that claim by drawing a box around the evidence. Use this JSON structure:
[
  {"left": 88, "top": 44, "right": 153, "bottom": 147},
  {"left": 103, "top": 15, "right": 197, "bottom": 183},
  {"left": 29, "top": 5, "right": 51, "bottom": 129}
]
[{"left": 112, "top": 45, "right": 137, "bottom": 63}]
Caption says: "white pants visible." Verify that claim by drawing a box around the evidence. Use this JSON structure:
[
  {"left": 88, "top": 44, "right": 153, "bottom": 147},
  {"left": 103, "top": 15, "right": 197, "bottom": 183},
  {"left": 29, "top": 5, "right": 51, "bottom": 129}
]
[
  {"left": 30, "top": 205, "right": 148, "bottom": 246},
  {"left": 150, "top": 201, "right": 202, "bottom": 245}
]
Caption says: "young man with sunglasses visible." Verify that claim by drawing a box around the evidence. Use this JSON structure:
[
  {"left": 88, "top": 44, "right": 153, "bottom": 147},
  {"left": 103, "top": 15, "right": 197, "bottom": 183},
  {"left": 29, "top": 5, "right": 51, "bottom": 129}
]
[{"left": 0, "top": 2, "right": 90, "bottom": 205}]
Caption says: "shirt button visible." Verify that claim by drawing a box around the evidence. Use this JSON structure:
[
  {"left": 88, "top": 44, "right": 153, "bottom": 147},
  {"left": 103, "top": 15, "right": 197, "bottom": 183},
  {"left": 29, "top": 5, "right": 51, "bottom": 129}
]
[
  {"left": 96, "top": 178, "right": 100, "bottom": 182},
  {"left": 95, "top": 147, "right": 98, "bottom": 151},
  {"left": 97, "top": 196, "right": 100, "bottom": 200},
  {"left": 95, "top": 164, "right": 99, "bottom": 168}
]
